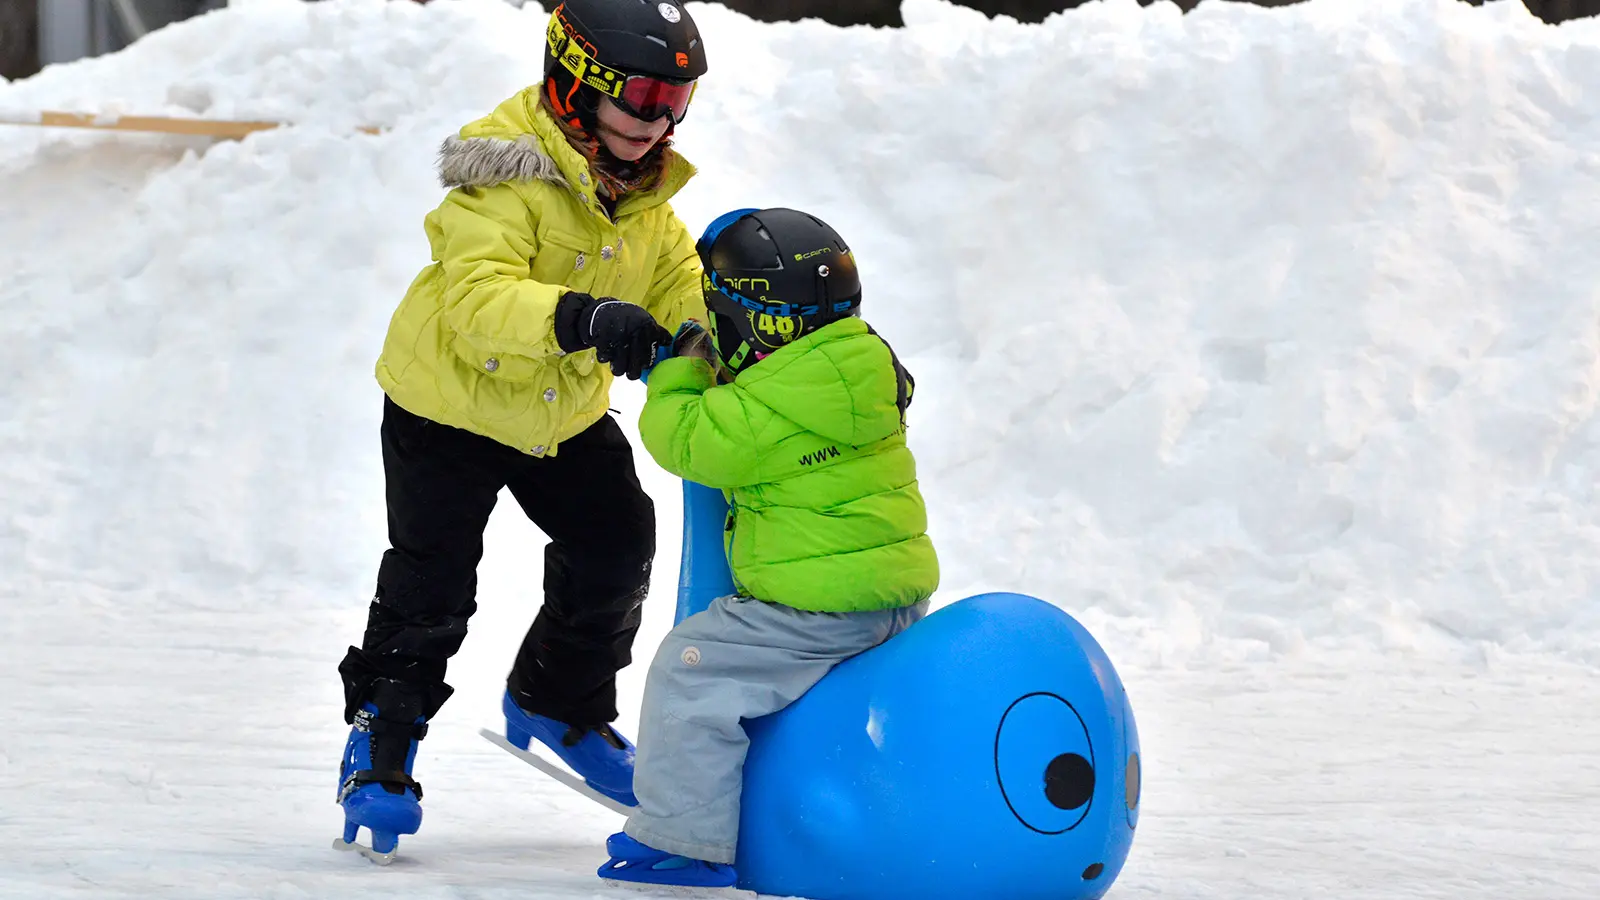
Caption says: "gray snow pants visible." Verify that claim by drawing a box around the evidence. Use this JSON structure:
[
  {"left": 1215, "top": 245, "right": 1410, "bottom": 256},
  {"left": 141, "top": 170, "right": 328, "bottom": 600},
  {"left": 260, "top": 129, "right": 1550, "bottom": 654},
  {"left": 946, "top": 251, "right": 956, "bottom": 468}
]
[{"left": 624, "top": 594, "right": 928, "bottom": 864}]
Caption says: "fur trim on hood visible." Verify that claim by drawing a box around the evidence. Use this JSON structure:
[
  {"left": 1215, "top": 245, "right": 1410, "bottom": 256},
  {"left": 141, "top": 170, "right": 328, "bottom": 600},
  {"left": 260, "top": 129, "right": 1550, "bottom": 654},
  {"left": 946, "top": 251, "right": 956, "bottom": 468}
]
[{"left": 436, "top": 135, "right": 568, "bottom": 190}]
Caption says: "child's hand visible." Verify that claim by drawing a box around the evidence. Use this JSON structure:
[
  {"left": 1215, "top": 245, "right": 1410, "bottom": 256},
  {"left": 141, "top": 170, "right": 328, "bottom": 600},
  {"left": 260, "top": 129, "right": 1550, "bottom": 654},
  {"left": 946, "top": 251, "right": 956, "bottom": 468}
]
[
  {"left": 671, "top": 321, "right": 734, "bottom": 382},
  {"left": 669, "top": 320, "right": 711, "bottom": 359},
  {"left": 559, "top": 293, "right": 673, "bottom": 380}
]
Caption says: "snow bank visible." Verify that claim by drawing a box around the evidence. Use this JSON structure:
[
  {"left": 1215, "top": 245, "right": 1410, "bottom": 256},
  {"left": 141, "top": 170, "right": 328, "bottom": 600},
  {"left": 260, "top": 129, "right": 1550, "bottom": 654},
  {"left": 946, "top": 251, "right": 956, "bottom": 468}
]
[{"left": 2, "top": 0, "right": 1598, "bottom": 663}]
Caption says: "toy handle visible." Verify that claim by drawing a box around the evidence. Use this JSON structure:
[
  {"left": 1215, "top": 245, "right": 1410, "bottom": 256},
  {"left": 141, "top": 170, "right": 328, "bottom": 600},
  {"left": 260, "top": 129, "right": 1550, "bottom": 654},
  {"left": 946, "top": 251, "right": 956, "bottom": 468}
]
[
  {"left": 675, "top": 480, "right": 736, "bottom": 625},
  {"left": 639, "top": 341, "right": 738, "bottom": 626}
]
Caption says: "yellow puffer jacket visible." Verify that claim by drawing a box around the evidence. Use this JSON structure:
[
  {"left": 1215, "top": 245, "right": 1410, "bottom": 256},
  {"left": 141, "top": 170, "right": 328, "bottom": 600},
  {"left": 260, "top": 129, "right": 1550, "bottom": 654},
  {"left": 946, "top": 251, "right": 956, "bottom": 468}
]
[{"left": 375, "top": 87, "right": 706, "bottom": 457}]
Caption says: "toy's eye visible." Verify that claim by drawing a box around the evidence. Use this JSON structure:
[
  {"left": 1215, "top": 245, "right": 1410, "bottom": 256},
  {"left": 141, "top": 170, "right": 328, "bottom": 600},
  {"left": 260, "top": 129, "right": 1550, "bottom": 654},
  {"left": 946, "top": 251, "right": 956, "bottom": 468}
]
[
  {"left": 994, "top": 692, "right": 1095, "bottom": 834},
  {"left": 1125, "top": 691, "right": 1141, "bottom": 829}
]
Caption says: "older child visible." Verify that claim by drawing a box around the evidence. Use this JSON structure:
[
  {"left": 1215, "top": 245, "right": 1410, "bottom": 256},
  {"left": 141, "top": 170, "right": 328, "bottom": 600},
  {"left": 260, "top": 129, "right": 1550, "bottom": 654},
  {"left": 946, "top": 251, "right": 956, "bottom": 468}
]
[
  {"left": 335, "top": 0, "right": 711, "bottom": 862},
  {"left": 598, "top": 208, "right": 939, "bottom": 887}
]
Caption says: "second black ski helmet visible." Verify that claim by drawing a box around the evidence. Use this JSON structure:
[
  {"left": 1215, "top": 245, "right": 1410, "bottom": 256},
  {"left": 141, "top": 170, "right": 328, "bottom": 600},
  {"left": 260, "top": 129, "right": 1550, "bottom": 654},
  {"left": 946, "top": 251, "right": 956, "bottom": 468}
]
[{"left": 696, "top": 208, "right": 864, "bottom": 376}]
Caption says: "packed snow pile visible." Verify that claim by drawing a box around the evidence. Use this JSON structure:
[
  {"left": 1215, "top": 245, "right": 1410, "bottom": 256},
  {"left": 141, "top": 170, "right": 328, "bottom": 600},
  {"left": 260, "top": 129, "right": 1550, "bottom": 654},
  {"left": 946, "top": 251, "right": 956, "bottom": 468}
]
[
  {"left": 5, "top": 4, "right": 1600, "bottom": 899},
  {"left": 3, "top": 0, "right": 1599, "bottom": 666}
]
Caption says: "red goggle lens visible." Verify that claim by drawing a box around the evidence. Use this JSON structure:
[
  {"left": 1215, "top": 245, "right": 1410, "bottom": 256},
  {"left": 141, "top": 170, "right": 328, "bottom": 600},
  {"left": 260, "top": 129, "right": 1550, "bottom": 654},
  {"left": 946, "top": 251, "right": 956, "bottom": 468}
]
[{"left": 617, "top": 76, "right": 696, "bottom": 123}]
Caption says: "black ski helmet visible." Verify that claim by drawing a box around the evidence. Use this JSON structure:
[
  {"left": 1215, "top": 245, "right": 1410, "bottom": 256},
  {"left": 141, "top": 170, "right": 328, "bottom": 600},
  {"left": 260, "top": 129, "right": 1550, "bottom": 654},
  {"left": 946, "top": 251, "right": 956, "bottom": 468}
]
[
  {"left": 696, "top": 208, "right": 864, "bottom": 376},
  {"left": 544, "top": 0, "right": 708, "bottom": 131}
]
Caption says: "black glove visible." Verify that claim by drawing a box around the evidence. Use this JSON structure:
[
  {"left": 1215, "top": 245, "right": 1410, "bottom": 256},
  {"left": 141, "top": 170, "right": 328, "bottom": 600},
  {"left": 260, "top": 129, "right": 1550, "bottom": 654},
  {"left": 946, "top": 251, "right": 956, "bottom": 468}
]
[{"left": 555, "top": 292, "right": 673, "bottom": 380}]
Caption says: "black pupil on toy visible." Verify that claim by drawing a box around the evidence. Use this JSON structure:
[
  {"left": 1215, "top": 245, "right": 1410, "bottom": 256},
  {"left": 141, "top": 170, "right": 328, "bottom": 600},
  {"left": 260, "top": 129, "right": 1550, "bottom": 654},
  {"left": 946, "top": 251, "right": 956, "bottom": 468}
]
[{"left": 1044, "top": 753, "right": 1094, "bottom": 810}]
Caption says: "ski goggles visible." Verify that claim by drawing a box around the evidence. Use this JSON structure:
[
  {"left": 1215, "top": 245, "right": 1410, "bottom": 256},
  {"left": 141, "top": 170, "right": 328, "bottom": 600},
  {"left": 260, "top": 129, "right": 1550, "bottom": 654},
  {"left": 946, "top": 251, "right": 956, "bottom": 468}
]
[
  {"left": 547, "top": 9, "right": 697, "bottom": 124},
  {"left": 612, "top": 74, "right": 697, "bottom": 124}
]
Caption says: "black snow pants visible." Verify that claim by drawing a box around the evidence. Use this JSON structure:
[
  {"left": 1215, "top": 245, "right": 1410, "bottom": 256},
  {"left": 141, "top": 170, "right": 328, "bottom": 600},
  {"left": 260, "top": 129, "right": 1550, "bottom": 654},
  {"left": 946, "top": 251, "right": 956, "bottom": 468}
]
[{"left": 338, "top": 396, "right": 655, "bottom": 728}]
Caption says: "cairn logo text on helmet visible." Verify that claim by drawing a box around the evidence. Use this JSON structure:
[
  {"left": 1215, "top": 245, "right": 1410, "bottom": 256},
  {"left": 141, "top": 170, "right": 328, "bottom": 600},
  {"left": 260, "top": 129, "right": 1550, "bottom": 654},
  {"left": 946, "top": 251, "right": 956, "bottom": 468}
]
[
  {"left": 659, "top": 2, "right": 682, "bottom": 23},
  {"left": 725, "top": 277, "right": 772, "bottom": 295},
  {"left": 794, "top": 248, "right": 833, "bottom": 262}
]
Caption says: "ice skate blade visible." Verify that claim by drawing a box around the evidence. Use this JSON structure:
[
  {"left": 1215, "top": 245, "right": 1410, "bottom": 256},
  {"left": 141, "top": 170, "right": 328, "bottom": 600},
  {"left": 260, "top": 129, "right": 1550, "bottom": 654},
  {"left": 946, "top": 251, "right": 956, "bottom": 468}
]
[
  {"left": 480, "top": 727, "right": 635, "bottom": 815},
  {"left": 604, "top": 880, "right": 754, "bottom": 897},
  {"left": 332, "top": 836, "right": 397, "bottom": 866}
]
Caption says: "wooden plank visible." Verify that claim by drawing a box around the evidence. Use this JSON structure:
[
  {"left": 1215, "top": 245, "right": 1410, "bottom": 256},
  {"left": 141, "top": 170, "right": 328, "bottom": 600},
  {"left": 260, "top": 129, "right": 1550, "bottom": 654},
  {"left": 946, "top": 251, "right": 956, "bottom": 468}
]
[
  {"left": 36, "top": 111, "right": 281, "bottom": 139},
  {"left": 0, "top": 110, "right": 383, "bottom": 140}
]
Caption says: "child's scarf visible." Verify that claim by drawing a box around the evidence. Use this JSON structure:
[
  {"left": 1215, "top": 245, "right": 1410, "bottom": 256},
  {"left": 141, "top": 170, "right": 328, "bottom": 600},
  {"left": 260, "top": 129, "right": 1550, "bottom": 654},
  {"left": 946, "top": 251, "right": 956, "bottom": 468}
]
[{"left": 550, "top": 109, "right": 670, "bottom": 203}]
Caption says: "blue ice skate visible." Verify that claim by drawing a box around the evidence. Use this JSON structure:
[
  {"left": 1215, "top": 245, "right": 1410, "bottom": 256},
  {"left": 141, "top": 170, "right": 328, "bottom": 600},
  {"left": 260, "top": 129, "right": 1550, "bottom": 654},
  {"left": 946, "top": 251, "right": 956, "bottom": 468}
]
[
  {"left": 598, "top": 831, "right": 738, "bottom": 888},
  {"left": 333, "top": 701, "right": 427, "bottom": 865},
  {"left": 502, "top": 690, "right": 638, "bottom": 807}
]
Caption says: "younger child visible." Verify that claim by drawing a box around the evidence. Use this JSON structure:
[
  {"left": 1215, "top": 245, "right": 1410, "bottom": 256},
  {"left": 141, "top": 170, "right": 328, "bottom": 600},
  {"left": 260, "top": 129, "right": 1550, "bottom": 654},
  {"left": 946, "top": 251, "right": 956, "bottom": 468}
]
[{"left": 597, "top": 208, "right": 940, "bottom": 887}]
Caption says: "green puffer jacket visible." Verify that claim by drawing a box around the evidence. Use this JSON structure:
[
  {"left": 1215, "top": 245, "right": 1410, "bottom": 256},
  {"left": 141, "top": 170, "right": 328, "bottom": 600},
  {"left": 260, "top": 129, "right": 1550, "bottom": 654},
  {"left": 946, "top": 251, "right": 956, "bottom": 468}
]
[
  {"left": 639, "top": 318, "right": 939, "bottom": 613},
  {"left": 375, "top": 88, "right": 706, "bottom": 457}
]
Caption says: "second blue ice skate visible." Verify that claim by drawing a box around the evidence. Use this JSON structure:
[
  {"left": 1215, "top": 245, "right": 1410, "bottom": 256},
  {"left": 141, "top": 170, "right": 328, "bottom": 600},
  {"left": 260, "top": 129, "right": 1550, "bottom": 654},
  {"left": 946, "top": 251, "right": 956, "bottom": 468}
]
[{"left": 501, "top": 690, "right": 638, "bottom": 807}]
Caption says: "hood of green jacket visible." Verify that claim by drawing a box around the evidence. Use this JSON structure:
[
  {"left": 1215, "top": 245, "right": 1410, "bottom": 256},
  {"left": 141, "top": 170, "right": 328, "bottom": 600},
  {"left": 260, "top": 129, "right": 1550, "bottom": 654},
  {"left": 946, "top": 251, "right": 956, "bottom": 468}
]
[{"left": 734, "top": 318, "right": 905, "bottom": 447}]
